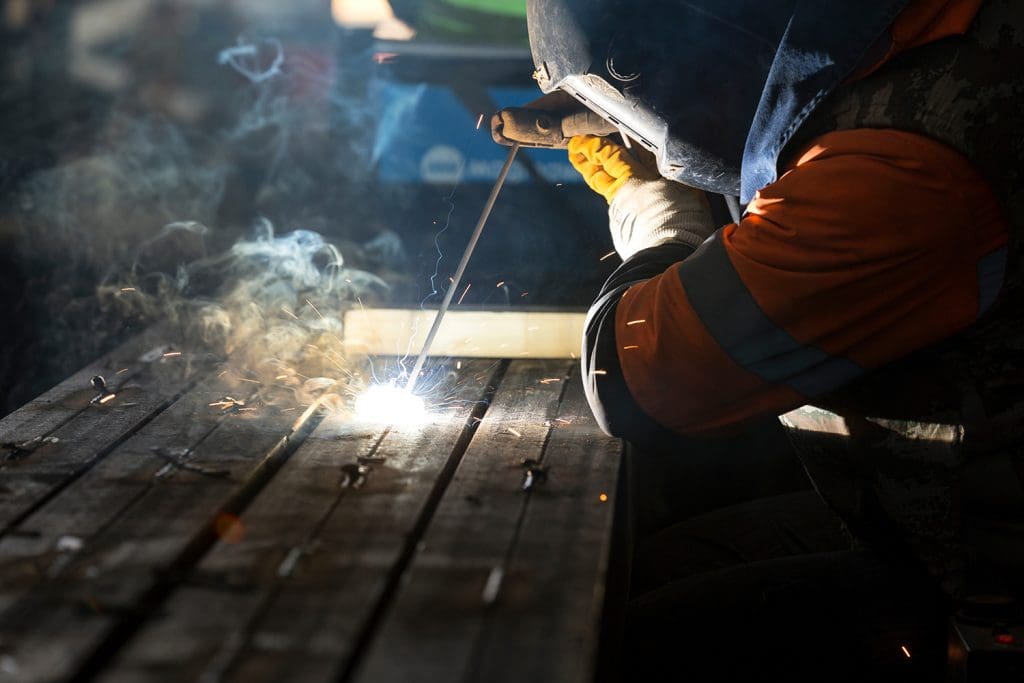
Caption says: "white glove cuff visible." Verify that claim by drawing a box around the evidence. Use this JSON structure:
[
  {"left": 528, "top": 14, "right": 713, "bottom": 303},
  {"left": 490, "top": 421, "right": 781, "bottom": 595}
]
[{"left": 608, "top": 178, "right": 716, "bottom": 260}]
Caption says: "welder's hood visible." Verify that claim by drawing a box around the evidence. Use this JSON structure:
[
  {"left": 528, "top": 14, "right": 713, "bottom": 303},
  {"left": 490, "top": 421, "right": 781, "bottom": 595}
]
[{"left": 527, "top": 0, "right": 909, "bottom": 202}]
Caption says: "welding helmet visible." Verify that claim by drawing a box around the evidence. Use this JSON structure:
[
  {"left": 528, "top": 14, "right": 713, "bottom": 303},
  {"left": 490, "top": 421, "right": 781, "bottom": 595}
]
[{"left": 526, "top": 0, "right": 797, "bottom": 195}]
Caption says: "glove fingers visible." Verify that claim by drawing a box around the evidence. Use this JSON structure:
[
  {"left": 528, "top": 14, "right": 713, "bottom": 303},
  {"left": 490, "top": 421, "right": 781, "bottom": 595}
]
[
  {"left": 569, "top": 134, "right": 644, "bottom": 202},
  {"left": 568, "top": 134, "right": 608, "bottom": 161},
  {"left": 587, "top": 169, "right": 623, "bottom": 197},
  {"left": 575, "top": 162, "right": 612, "bottom": 197},
  {"left": 599, "top": 146, "right": 638, "bottom": 181},
  {"left": 570, "top": 157, "right": 602, "bottom": 178},
  {"left": 568, "top": 134, "right": 660, "bottom": 202}
]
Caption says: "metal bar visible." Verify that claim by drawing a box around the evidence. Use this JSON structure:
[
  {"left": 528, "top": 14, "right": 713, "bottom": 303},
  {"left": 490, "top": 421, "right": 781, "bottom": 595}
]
[
  {"left": 724, "top": 194, "right": 743, "bottom": 224},
  {"left": 405, "top": 143, "right": 521, "bottom": 393}
]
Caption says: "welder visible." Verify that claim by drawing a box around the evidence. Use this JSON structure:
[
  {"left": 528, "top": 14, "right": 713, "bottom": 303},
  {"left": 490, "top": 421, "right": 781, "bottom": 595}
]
[{"left": 498, "top": 0, "right": 1024, "bottom": 680}]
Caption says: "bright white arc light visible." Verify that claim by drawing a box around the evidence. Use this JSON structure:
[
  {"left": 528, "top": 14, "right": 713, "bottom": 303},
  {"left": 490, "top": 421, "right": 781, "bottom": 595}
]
[{"left": 354, "top": 385, "right": 427, "bottom": 426}]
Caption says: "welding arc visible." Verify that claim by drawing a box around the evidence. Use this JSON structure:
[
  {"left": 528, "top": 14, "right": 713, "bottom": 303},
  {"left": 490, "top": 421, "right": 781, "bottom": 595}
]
[{"left": 405, "top": 143, "right": 521, "bottom": 394}]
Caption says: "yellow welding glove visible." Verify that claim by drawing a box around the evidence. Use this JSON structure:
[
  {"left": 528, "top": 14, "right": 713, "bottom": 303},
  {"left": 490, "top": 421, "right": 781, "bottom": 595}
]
[
  {"left": 568, "top": 135, "right": 659, "bottom": 203},
  {"left": 569, "top": 135, "right": 716, "bottom": 260}
]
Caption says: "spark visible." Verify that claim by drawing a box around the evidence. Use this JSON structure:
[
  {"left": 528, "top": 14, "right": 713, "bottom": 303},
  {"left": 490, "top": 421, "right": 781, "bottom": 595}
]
[
  {"left": 600, "top": 251, "right": 617, "bottom": 261},
  {"left": 213, "top": 512, "right": 245, "bottom": 544},
  {"left": 496, "top": 281, "right": 505, "bottom": 288},
  {"left": 119, "top": 287, "right": 136, "bottom": 293},
  {"left": 626, "top": 319, "right": 647, "bottom": 326},
  {"left": 373, "top": 52, "right": 398, "bottom": 64},
  {"left": 209, "top": 397, "right": 247, "bottom": 412},
  {"left": 540, "top": 378, "right": 561, "bottom": 384},
  {"left": 305, "top": 299, "right": 324, "bottom": 319},
  {"left": 116, "top": 368, "right": 129, "bottom": 374},
  {"left": 507, "top": 427, "right": 522, "bottom": 437},
  {"left": 162, "top": 351, "right": 182, "bottom": 358},
  {"left": 278, "top": 547, "right": 303, "bottom": 578},
  {"left": 482, "top": 566, "right": 504, "bottom": 605},
  {"left": 599, "top": 493, "right": 608, "bottom": 502},
  {"left": 280, "top": 305, "right": 299, "bottom": 320},
  {"left": 623, "top": 345, "right": 640, "bottom": 350},
  {"left": 476, "top": 113, "right": 484, "bottom": 130},
  {"left": 592, "top": 369, "right": 608, "bottom": 376},
  {"left": 457, "top": 361, "right": 462, "bottom": 370},
  {"left": 520, "top": 291, "right": 529, "bottom": 298},
  {"left": 900, "top": 645, "right": 911, "bottom": 658},
  {"left": 99, "top": 393, "right": 116, "bottom": 404},
  {"left": 457, "top": 283, "right": 472, "bottom": 305},
  {"left": 354, "top": 385, "right": 426, "bottom": 426}
]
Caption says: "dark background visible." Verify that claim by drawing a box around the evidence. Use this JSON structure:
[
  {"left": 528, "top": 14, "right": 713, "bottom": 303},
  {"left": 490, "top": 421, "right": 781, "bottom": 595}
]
[{"left": 0, "top": 0, "right": 615, "bottom": 417}]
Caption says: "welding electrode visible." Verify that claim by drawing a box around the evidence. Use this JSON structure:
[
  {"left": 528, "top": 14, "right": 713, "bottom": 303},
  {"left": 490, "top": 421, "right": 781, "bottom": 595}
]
[{"left": 404, "top": 143, "right": 521, "bottom": 394}]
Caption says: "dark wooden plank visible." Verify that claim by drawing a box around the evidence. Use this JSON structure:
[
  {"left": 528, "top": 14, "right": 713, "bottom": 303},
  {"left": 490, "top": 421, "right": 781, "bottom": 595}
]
[
  {"left": 95, "top": 359, "right": 504, "bottom": 683},
  {"left": 353, "top": 359, "right": 580, "bottom": 683},
  {"left": 0, "top": 328, "right": 215, "bottom": 532},
  {"left": 0, "top": 327, "right": 166, "bottom": 445},
  {"left": 0, "top": 370, "right": 323, "bottom": 682},
  {"left": 469, "top": 369, "right": 623, "bottom": 683},
  {"left": 0, "top": 366, "right": 243, "bottom": 598}
]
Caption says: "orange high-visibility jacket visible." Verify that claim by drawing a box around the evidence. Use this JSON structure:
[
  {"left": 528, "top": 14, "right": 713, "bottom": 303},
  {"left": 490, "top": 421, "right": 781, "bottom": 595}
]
[{"left": 582, "top": 0, "right": 1010, "bottom": 445}]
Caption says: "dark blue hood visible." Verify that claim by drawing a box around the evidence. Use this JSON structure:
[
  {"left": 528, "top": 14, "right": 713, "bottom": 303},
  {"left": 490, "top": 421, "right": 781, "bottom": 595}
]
[{"left": 528, "top": 0, "right": 910, "bottom": 203}]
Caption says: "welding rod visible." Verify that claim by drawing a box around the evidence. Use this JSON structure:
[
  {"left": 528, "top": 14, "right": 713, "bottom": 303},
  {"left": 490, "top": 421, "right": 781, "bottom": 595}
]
[{"left": 405, "top": 143, "right": 521, "bottom": 394}]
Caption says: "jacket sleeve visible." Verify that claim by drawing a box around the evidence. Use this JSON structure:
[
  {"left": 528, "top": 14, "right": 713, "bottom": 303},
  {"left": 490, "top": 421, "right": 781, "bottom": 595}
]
[
  {"left": 582, "top": 242, "right": 695, "bottom": 450},
  {"left": 583, "top": 128, "right": 1009, "bottom": 446}
]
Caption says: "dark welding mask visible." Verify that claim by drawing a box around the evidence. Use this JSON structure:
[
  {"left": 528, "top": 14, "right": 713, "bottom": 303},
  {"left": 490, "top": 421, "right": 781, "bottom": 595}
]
[{"left": 526, "top": 0, "right": 796, "bottom": 195}]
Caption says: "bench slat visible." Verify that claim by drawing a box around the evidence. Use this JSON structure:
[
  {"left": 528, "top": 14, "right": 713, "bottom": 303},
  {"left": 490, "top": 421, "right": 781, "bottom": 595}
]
[{"left": 94, "top": 359, "right": 502, "bottom": 683}]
